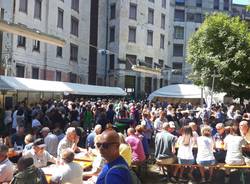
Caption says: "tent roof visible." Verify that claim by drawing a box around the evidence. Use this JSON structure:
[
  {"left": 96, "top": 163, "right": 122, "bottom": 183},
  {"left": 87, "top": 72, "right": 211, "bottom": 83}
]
[
  {"left": 148, "top": 84, "right": 203, "bottom": 101},
  {"left": 0, "top": 76, "right": 126, "bottom": 96}
]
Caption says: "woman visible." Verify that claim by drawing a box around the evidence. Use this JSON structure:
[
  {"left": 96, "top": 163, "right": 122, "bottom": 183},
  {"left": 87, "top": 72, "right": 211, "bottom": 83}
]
[
  {"left": 171, "top": 126, "right": 195, "bottom": 182},
  {"left": 196, "top": 125, "right": 216, "bottom": 183},
  {"left": 118, "top": 133, "right": 132, "bottom": 167},
  {"left": 224, "top": 126, "right": 248, "bottom": 165}
]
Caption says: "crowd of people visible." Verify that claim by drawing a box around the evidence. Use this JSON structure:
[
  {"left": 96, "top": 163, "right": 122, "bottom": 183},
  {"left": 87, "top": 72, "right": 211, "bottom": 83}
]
[{"left": 0, "top": 98, "right": 250, "bottom": 183}]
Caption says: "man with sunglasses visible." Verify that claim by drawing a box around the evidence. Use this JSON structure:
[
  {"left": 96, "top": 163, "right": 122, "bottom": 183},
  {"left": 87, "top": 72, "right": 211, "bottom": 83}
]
[{"left": 96, "top": 130, "right": 132, "bottom": 184}]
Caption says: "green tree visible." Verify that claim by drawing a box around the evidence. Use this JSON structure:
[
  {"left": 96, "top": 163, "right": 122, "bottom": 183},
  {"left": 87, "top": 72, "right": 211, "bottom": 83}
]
[{"left": 187, "top": 13, "right": 250, "bottom": 99}]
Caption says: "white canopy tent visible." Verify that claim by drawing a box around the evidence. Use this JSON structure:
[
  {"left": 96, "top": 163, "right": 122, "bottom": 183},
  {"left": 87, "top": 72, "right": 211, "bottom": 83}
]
[{"left": 0, "top": 76, "right": 127, "bottom": 96}]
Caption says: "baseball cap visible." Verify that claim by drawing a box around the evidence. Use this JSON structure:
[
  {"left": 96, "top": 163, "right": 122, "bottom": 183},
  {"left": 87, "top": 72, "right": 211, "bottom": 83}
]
[{"left": 33, "top": 138, "right": 46, "bottom": 148}]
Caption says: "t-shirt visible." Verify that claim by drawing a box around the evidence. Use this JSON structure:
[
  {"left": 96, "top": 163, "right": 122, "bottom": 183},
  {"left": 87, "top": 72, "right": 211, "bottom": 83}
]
[
  {"left": 11, "top": 133, "right": 25, "bottom": 150},
  {"left": 119, "top": 143, "right": 132, "bottom": 166},
  {"left": 196, "top": 136, "right": 215, "bottom": 162},
  {"left": 32, "top": 119, "right": 41, "bottom": 128},
  {"left": 125, "top": 135, "right": 145, "bottom": 162},
  {"left": 24, "top": 149, "right": 55, "bottom": 168},
  {"left": 177, "top": 136, "right": 194, "bottom": 160},
  {"left": 57, "top": 137, "right": 74, "bottom": 158},
  {"left": 96, "top": 156, "right": 131, "bottom": 184},
  {"left": 224, "top": 134, "right": 247, "bottom": 165},
  {"left": 86, "top": 132, "right": 96, "bottom": 149},
  {"left": 44, "top": 133, "right": 59, "bottom": 157},
  {"left": 0, "top": 158, "right": 14, "bottom": 183},
  {"left": 155, "top": 131, "right": 175, "bottom": 160}
]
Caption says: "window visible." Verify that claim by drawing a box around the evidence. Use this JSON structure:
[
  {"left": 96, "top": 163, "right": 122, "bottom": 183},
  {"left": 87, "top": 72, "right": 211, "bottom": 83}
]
[
  {"left": 161, "top": 14, "right": 165, "bottom": 29},
  {"left": 147, "top": 30, "right": 153, "bottom": 46},
  {"left": 34, "top": 0, "right": 42, "bottom": 19},
  {"left": 148, "top": 8, "right": 154, "bottom": 24},
  {"left": 172, "top": 62, "right": 182, "bottom": 75},
  {"left": 33, "top": 40, "right": 40, "bottom": 52},
  {"left": 148, "top": 0, "right": 154, "bottom": 3},
  {"left": 128, "top": 26, "right": 136, "bottom": 43},
  {"left": 32, "top": 67, "right": 39, "bottom": 79},
  {"left": 224, "top": 0, "right": 229, "bottom": 11},
  {"left": 174, "top": 9, "right": 185, "bottom": 22},
  {"left": 56, "top": 46, "right": 62, "bottom": 57},
  {"left": 17, "top": 36, "right": 26, "bottom": 47},
  {"left": 126, "top": 54, "right": 136, "bottom": 70},
  {"left": 71, "top": 16, "right": 78, "bottom": 36},
  {"left": 145, "top": 57, "right": 153, "bottom": 68},
  {"left": 70, "top": 43, "right": 78, "bottom": 62},
  {"left": 174, "top": 26, "right": 184, "bottom": 39},
  {"left": 19, "top": 0, "right": 28, "bottom": 13},
  {"left": 187, "top": 13, "right": 194, "bottom": 22},
  {"left": 194, "top": 13, "right": 202, "bottom": 23},
  {"left": 69, "top": 72, "right": 77, "bottom": 83},
  {"left": 196, "top": 0, "right": 202, "bottom": 7},
  {"left": 129, "top": 3, "right": 137, "bottom": 20},
  {"left": 173, "top": 44, "right": 183, "bottom": 57},
  {"left": 110, "top": 4, "right": 116, "bottom": 19},
  {"left": 159, "top": 59, "right": 164, "bottom": 67},
  {"left": 71, "top": 0, "right": 79, "bottom": 12},
  {"left": 160, "top": 34, "right": 165, "bottom": 49},
  {"left": 175, "top": 0, "right": 185, "bottom": 6},
  {"left": 57, "top": 8, "right": 64, "bottom": 28},
  {"left": 109, "top": 26, "right": 115, "bottom": 42},
  {"left": 109, "top": 54, "right": 114, "bottom": 70},
  {"left": 162, "top": 0, "right": 166, "bottom": 8},
  {"left": 214, "top": 0, "right": 219, "bottom": 10},
  {"left": 16, "top": 64, "right": 25, "bottom": 78},
  {"left": 56, "top": 71, "right": 61, "bottom": 81}
]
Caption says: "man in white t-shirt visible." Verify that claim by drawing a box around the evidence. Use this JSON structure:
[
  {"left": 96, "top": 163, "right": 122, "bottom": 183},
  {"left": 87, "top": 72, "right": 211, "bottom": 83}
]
[{"left": 40, "top": 127, "right": 59, "bottom": 157}]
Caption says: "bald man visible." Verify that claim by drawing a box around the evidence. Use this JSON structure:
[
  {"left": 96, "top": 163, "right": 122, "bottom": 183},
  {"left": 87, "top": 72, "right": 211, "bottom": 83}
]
[
  {"left": 96, "top": 130, "right": 132, "bottom": 184},
  {"left": 239, "top": 121, "right": 250, "bottom": 143}
]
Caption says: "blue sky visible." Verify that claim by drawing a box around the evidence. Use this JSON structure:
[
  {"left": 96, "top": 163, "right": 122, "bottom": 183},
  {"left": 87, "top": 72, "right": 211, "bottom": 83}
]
[{"left": 233, "top": 0, "right": 250, "bottom": 5}]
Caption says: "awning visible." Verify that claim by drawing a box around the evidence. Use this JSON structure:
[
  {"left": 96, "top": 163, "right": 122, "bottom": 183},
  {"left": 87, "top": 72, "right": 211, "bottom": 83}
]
[{"left": 0, "top": 76, "right": 126, "bottom": 96}]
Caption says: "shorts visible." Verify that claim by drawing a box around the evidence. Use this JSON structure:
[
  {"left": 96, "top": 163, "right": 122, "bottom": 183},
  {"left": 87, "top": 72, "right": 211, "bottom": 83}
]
[
  {"left": 197, "top": 160, "right": 216, "bottom": 166},
  {"left": 178, "top": 158, "right": 195, "bottom": 165},
  {"left": 156, "top": 156, "right": 177, "bottom": 165}
]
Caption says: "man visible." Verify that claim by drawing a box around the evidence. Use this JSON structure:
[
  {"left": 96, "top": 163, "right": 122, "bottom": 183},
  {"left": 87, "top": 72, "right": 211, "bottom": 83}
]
[
  {"left": 23, "top": 138, "right": 56, "bottom": 168},
  {"left": 213, "top": 123, "right": 226, "bottom": 163},
  {"left": 96, "top": 130, "right": 131, "bottom": 184},
  {"left": 10, "top": 157, "right": 48, "bottom": 184},
  {"left": 57, "top": 127, "right": 85, "bottom": 158},
  {"left": 32, "top": 112, "right": 42, "bottom": 128},
  {"left": 155, "top": 122, "right": 176, "bottom": 165},
  {"left": 154, "top": 111, "right": 167, "bottom": 133},
  {"left": 239, "top": 120, "right": 250, "bottom": 143},
  {"left": 40, "top": 127, "right": 59, "bottom": 157},
  {"left": 126, "top": 128, "right": 145, "bottom": 163},
  {"left": 11, "top": 125, "right": 25, "bottom": 151},
  {"left": 51, "top": 149, "right": 82, "bottom": 184},
  {"left": 86, "top": 124, "right": 102, "bottom": 149},
  {"left": 0, "top": 144, "right": 14, "bottom": 183}
]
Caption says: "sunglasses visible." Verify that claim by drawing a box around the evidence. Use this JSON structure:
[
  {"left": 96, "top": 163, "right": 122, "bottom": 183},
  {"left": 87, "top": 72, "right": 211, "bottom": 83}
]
[{"left": 96, "top": 142, "right": 119, "bottom": 149}]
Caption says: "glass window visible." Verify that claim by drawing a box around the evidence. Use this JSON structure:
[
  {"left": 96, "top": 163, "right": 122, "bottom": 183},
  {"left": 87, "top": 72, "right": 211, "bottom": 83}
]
[
  {"left": 71, "top": 0, "right": 79, "bottom": 12},
  {"left": 147, "top": 30, "right": 153, "bottom": 46},
  {"left": 33, "top": 40, "right": 40, "bottom": 52},
  {"left": 224, "top": 0, "right": 229, "bottom": 11},
  {"left": 196, "top": 0, "right": 202, "bottom": 7},
  {"left": 194, "top": 13, "right": 202, "bottom": 23},
  {"left": 162, "top": 0, "right": 166, "bottom": 8},
  {"left": 19, "top": 0, "right": 28, "bottom": 13},
  {"left": 56, "top": 71, "right": 61, "bottom": 81},
  {"left": 110, "top": 4, "right": 116, "bottom": 19},
  {"left": 69, "top": 72, "right": 77, "bottom": 83},
  {"left": 161, "top": 14, "right": 165, "bottom": 29},
  {"left": 175, "top": 0, "right": 185, "bottom": 6},
  {"left": 71, "top": 16, "right": 79, "bottom": 36},
  {"left": 145, "top": 57, "right": 153, "bottom": 68},
  {"left": 128, "top": 26, "right": 136, "bottom": 43},
  {"left": 57, "top": 8, "right": 64, "bottom": 29},
  {"left": 109, "top": 54, "right": 114, "bottom": 70},
  {"left": 187, "top": 13, "right": 194, "bottom": 22},
  {"left": 56, "top": 46, "right": 62, "bottom": 57},
  {"left": 17, "top": 36, "right": 26, "bottom": 47},
  {"left": 148, "top": 8, "right": 154, "bottom": 24},
  {"left": 160, "top": 34, "right": 165, "bottom": 49},
  {"left": 214, "top": 0, "right": 219, "bottom": 10},
  {"left": 34, "top": 0, "right": 42, "bottom": 19},
  {"left": 174, "top": 26, "right": 184, "bottom": 39},
  {"left": 129, "top": 3, "right": 137, "bottom": 20},
  {"left": 16, "top": 65, "right": 25, "bottom": 78},
  {"left": 148, "top": 0, "right": 154, "bottom": 3},
  {"left": 70, "top": 43, "right": 78, "bottom": 62},
  {"left": 126, "top": 54, "right": 136, "bottom": 70},
  {"left": 173, "top": 44, "right": 183, "bottom": 57},
  {"left": 159, "top": 59, "right": 164, "bottom": 67},
  {"left": 32, "top": 67, "right": 39, "bottom": 79},
  {"left": 172, "top": 62, "right": 182, "bottom": 75},
  {"left": 174, "top": 9, "right": 185, "bottom": 22},
  {"left": 109, "top": 26, "right": 115, "bottom": 42}
]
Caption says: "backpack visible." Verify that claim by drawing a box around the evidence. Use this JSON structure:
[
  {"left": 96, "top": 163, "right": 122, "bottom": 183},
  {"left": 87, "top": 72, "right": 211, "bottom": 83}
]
[{"left": 105, "top": 164, "right": 141, "bottom": 184}]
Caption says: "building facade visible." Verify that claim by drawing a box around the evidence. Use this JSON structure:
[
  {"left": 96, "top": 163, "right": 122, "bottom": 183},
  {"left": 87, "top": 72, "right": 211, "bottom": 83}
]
[
  {"left": 169, "top": 0, "right": 233, "bottom": 84},
  {"left": 0, "top": 0, "right": 90, "bottom": 83}
]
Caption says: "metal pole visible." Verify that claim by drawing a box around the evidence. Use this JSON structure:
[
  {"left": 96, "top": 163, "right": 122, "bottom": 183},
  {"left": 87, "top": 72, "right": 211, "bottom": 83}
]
[
  {"left": 211, "top": 70, "right": 216, "bottom": 108},
  {"left": 201, "top": 87, "right": 203, "bottom": 108}
]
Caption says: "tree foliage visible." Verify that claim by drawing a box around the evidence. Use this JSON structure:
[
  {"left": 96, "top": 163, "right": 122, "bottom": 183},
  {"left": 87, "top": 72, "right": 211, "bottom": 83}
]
[{"left": 187, "top": 13, "right": 250, "bottom": 99}]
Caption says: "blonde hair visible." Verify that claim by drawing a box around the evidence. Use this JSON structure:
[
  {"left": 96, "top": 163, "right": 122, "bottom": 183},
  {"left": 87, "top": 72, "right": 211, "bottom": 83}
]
[
  {"left": 201, "top": 125, "right": 212, "bottom": 137},
  {"left": 24, "top": 134, "right": 34, "bottom": 144},
  {"left": 118, "top": 133, "right": 127, "bottom": 144}
]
